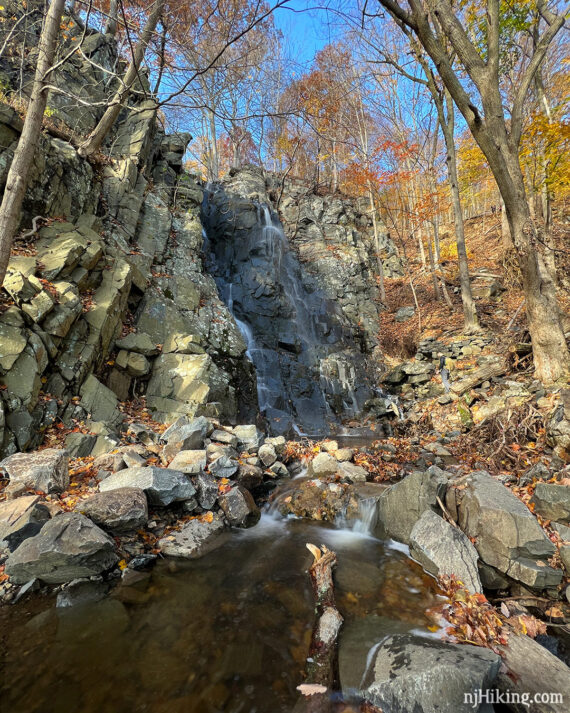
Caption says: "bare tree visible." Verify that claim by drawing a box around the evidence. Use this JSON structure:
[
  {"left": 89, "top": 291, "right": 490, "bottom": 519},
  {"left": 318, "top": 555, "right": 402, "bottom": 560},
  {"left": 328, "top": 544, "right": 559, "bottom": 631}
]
[
  {"left": 0, "top": 0, "right": 67, "bottom": 289},
  {"left": 78, "top": 0, "right": 165, "bottom": 157},
  {"left": 374, "top": 0, "right": 569, "bottom": 383}
]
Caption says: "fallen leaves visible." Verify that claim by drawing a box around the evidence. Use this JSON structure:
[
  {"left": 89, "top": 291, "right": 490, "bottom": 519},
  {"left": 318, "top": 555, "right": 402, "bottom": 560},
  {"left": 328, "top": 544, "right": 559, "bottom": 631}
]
[{"left": 439, "top": 576, "right": 550, "bottom": 653}]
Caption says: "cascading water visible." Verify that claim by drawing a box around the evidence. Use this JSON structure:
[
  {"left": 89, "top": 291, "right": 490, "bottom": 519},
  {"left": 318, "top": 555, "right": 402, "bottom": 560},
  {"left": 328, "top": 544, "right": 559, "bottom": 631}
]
[{"left": 203, "top": 180, "right": 377, "bottom": 436}]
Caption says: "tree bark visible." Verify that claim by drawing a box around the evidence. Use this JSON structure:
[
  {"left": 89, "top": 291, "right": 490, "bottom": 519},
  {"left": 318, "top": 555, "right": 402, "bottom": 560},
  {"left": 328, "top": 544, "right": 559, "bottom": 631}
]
[
  {"left": 442, "top": 90, "right": 479, "bottom": 332},
  {"left": 0, "top": 0, "right": 66, "bottom": 289},
  {"left": 78, "top": 0, "right": 164, "bottom": 158}
]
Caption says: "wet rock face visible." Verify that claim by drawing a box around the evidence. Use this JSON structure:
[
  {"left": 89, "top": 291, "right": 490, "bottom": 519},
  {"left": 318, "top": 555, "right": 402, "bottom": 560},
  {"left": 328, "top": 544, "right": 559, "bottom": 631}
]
[{"left": 203, "top": 166, "right": 386, "bottom": 435}]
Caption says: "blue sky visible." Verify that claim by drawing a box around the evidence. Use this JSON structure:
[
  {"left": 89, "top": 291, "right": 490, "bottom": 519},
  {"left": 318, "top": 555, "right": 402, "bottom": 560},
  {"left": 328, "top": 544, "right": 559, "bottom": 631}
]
[{"left": 273, "top": 1, "right": 339, "bottom": 68}]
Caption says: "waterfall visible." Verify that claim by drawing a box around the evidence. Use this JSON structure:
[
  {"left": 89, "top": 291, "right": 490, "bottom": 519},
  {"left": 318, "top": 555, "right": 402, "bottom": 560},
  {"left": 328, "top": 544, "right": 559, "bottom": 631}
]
[{"left": 203, "top": 186, "right": 375, "bottom": 437}]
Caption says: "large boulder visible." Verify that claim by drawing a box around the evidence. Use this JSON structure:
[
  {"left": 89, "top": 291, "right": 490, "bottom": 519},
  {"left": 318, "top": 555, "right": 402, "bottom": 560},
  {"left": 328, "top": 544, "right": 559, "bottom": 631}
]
[
  {"left": 530, "top": 483, "right": 570, "bottom": 524},
  {"left": 0, "top": 495, "right": 51, "bottom": 551},
  {"left": 410, "top": 510, "right": 482, "bottom": 593},
  {"left": 5, "top": 513, "right": 118, "bottom": 584},
  {"left": 361, "top": 633, "right": 501, "bottom": 713},
  {"left": 377, "top": 467, "right": 450, "bottom": 544},
  {"left": 447, "top": 471, "right": 561, "bottom": 589},
  {"left": 0, "top": 448, "right": 69, "bottom": 494},
  {"left": 218, "top": 485, "right": 260, "bottom": 528},
  {"left": 158, "top": 514, "right": 225, "bottom": 558},
  {"left": 99, "top": 466, "right": 195, "bottom": 507},
  {"left": 75, "top": 488, "right": 148, "bottom": 533}
]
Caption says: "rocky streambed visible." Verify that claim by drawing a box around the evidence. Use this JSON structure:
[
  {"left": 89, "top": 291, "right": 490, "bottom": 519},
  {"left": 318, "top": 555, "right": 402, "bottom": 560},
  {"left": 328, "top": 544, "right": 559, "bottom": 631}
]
[{"left": 2, "top": 420, "right": 570, "bottom": 713}]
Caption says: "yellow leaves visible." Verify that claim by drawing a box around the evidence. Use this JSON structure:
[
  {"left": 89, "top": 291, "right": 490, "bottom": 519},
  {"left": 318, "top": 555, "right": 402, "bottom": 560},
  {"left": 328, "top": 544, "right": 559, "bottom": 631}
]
[{"left": 118, "top": 559, "right": 128, "bottom": 571}]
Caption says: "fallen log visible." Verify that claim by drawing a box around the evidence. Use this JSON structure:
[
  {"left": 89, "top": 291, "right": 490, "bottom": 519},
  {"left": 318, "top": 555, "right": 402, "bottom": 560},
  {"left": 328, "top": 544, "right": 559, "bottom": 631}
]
[
  {"left": 293, "top": 543, "right": 343, "bottom": 713},
  {"left": 450, "top": 358, "right": 507, "bottom": 396}
]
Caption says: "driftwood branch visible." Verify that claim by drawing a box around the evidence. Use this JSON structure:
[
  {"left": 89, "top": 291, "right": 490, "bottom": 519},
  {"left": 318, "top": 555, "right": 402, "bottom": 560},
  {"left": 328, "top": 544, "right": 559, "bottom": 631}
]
[{"left": 294, "top": 544, "right": 343, "bottom": 713}]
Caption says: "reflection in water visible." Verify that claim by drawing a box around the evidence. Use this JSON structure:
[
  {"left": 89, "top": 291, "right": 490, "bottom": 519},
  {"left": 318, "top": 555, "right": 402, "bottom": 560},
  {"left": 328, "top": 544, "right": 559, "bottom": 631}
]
[{"left": 0, "top": 516, "right": 443, "bottom": 713}]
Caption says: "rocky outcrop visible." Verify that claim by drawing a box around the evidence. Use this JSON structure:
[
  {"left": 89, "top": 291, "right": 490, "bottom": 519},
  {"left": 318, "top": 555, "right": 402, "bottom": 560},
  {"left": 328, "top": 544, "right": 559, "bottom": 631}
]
[{"left": 269, "top": 174, "right": 402, "bottom": 348}]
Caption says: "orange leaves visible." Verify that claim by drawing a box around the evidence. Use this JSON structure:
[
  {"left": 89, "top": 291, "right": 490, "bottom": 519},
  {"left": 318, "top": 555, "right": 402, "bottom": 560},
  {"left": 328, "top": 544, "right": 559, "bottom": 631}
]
[{"left": 439, "top": 575, "right": 509, "bottom": 651}]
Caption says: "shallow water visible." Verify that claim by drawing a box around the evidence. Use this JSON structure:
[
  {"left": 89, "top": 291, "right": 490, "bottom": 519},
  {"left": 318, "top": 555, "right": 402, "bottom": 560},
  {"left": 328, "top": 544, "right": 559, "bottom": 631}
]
[{"left": 0, "top": 514, "right": 443, "bottom": 713}]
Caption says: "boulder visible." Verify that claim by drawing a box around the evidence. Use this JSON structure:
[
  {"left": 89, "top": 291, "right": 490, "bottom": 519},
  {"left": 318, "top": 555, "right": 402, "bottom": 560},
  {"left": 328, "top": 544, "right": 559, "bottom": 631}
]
[
  {"left": 377, "top": 466, "right": 450, "bottom": 544},
  {"left": 218, "top": 485, "right": 260, "bottom": 528},
  {"left": 167, "top": 449, "right": 207, "bottom": 474},
  {"left": 448, "top": 471, "right": 560, "bottom": 589},
  {"left": 361, "top": 633, "right": 501, "bottom": 713},
  {"left": 530, "top": 483, "right": 570, "bottom": 524},
  {"left": 162, "top": 416, "right": 211, "bottom": 450},
  {"left": 0, "top": 496, "right": 51, "bottom": 551},
  {"left": 263, "top": 435, "right": 286, "bottom": 455},
  {"left": 410, "top": 510, "right": 482, "bottom": 593},
  {"left": 0, "top": 448, "right": 69, "bottom": 494},
  {"left": 235, "top": 463, "right": 264, "bottom": 491},
  {"left": 208, "top": 454, "right": 238, "bottom": 479},
  {"left": 210, "top": 429, "right": 238, "bottom": 447},
  {"left": 159, "top": 514, "right": 225, "bottom": 558},
  {"left": 99, "top": 466, "right": 195, "bottom": 507},
  {"left": 76, "top": 488, "right": 148, "bottom": 533},
  {"left": 308, "top": 452, "right": 338, "bottom": 477},
  {"left": 280, "top": 479, "right": 357, "bottom": 522},
  {"left": 394, "top": 306, "right": 415, "bottom": 322},
  {"left": 231, "top": 424, "right": 263, "bottom": 452},
  {"left": 193, "top": 472, "right": 218, "bottom": 510},
  {"left": 56, "top": 578, "right": 109, "bottom": 608},
  {"left": 5, "top": 513, "right": 118, "bottom": 584},
  {"left": 337, "top": 461, "right": 367, "bottom": 483},
  {"left": 258, "top": 443, "right": 277, "bottom": 467}
]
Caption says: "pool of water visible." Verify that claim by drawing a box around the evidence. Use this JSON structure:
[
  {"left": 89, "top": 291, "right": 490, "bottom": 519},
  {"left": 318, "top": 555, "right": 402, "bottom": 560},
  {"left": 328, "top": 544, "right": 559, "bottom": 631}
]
[{"left": 0, "top": 513, "right": 444, "bottom": 713}]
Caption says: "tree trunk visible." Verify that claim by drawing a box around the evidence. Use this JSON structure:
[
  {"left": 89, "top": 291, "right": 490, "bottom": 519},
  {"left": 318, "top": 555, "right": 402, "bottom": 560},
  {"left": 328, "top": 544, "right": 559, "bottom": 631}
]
[
  {"left": 78, "top": 0, "right": 164, "bottom": 158},
  {"left": 509, "top": 199, "right": 569, "bottom": 383},
  {"left": 442, "top": 91, "right": 479, "bottom": 332},
  {"left": 0, "top": 0, "right": 66, "bottom": 289},
  {"left": 105, "top": 0, "right": 118, "bottom": 36}
]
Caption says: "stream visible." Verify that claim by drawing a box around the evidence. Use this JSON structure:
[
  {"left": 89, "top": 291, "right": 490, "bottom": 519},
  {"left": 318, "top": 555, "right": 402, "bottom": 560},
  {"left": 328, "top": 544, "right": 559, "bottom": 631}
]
[{"left": 0, "top": 506, "right": 444, "bottom": 713}]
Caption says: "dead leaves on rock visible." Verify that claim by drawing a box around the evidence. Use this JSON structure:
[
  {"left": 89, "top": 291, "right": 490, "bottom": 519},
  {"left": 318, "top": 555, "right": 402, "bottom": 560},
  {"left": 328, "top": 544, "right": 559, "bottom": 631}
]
[{"left": 438, "top": 575, "right": 547, "bottom": 653}]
